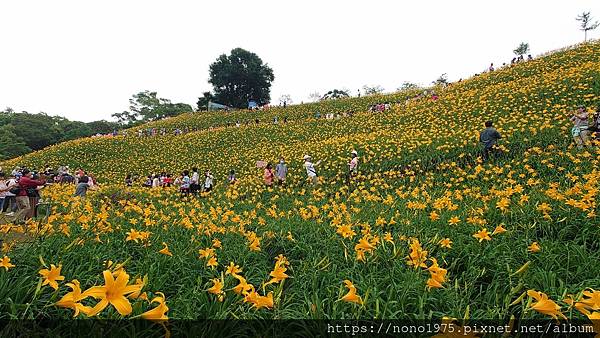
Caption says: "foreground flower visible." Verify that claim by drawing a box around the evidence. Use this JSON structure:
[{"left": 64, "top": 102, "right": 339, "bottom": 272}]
[
  {"left": 527, "top": 290, "right": 567, "bottom": 320},
  {"left": 242, "top": 285, "right": 273, "bottom": 309},
  {"left": 472, "top": 229, "right": 491, "bottom": 242},
  {"left": 226, "top": 262, "right": 242, "bottom": 276},
  {"left": 141, "top": 292, "right": 169, "bottom": 321},
  {"left": 528, "top": 242, "right": 541, "bottom": 253},
  {"left": 0, "top": 256, "right": 15, "bottom": 271},
  {"left": 438, "top": 238, "right": 452, "bottom": 249},
  {"left": 426, "top": 258, "right": 448, "bottom": 290},
  {"left": 340, "top": 280, "right": 363, "bottom": 305},
  {"left": 406, "top": 239, "right": 428, "bottom": 268},
  {"left": 232, "top": 274, "right": 253, "bottom": 295},
  {"left": 55, "top": 280, "right": 93, "bottom": 317},
  {"left": 158, "top": 242, "right": 173, "bottom": 256},
  {"left": 85, "top": 269, "right": 143, "bottom": 316},
  {"left": 207, "top": 278, "right": 225, "bottom": 301},
  {"left": 264, "top": 255, "right": 290, "bottom": 286},
  {"left": 492, "top": 224, "right": 507, "bottom": 235},
  {"left": 39, "top": 264, "right": 65, "bottom": 290}
]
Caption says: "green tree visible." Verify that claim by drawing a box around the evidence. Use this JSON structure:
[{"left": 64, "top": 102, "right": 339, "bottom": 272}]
[
  {"left": 209, "top": 48, "right": 275, "bottom": 109},
  {"left": 113, "top": 91, "right": 192, "bottom": 124},
  {"left": 10, "top": 112, "right": 62, "bottom": 150},
  {"left": 87, "top": 120, "right": 121, "bottom": 134},
  {"left": 432, "top": 73, "right": 448, "bottom": 86},
  {"left": 398, "top": 82, "right": 419, "bottom": 91},
  {"left": 0, "top": 124, "right": 31, "bottom": 160},
  {"left": 196, "top": 92, "right": 214, "bottom": 111},
  {"left": 321, "top": 89, "right": 349, "bottom": 100},
  {"left": 362, "top": 85, "right": 384, "bottom": 95},
  {"left": 513, "top": 42, "right": 530, "bottom": 57},
  {"left": 576, "top": 11, "right": 600, "bottom": 42}
]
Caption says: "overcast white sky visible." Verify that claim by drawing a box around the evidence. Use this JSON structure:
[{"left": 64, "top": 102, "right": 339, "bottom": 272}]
[{"left": 1, "top": 0, "right": 599, "bottom": 122}]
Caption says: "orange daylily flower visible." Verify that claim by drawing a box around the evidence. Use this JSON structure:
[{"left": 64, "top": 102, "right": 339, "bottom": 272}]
[
  {"left": 39, "top": 264, "right": 65, "bottom": 291},
  {"left": 527, "top": 290, "right": 567, "bottom": 320},
  {"left": 340, "top": 280, "right": 363, "bottom": 305}
]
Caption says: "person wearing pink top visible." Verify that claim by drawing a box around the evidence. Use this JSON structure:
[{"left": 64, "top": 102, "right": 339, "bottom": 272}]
[
  {"left": 264, "top": 163, "right": 275, "bottom": 187},
  {"left": 348, "top": 150, "right": 359, "bottom": 179}
]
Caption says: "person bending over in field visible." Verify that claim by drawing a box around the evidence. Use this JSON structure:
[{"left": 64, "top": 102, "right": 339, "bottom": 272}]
[
  {"left": 570, "top": 105, "right": 590, "bottom": 149},
  {"left": 74, "top": 176, "right": 90, "bottom": 199},
  {"left": 479, "top": 120, "right": 501, "bottom": 161},
  {"left": 303, "top": 155, "right": 321, "bottom": 186}
]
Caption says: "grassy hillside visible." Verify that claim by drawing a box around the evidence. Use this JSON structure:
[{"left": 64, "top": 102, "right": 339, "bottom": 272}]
[{"left": 1, "top": 41, "right": 599, "bottom": 330}]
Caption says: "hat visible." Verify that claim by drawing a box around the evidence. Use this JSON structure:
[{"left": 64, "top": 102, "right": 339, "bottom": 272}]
[
  {"left": 303, "top": 155, "right": 311, "bottom": 160},
  {"left": 351, "top": 150, "right": 358, "bottom": 156}
]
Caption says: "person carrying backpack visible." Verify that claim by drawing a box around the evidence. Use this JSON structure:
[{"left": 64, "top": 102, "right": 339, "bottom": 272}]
[{"left": 16, "top": 169, "right": 46, "bottom": 219}]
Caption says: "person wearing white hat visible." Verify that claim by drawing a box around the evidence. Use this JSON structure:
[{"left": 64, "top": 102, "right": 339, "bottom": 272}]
[
  {"left": 348, "top": 150, "right": 359, "bottom": 179},
  {"left": 303, "top": 155, "right": 321, "bottom": 185}
]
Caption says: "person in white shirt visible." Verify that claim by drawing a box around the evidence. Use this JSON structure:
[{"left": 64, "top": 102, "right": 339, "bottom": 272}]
[
  {"left": 152, "top": 175, "right": 160, "bottom": 188},
  {"left": 303, "top": 155, "right": 321, "bottom": 185},
  {"left": 191, "top": 168, "right": 200, "bottom": 193},
  {"left": 204, "top": 170, "right": 214, "bottom": 192},
  {"left": 1, "top": 174, "right": 18, "bottom": 213}
]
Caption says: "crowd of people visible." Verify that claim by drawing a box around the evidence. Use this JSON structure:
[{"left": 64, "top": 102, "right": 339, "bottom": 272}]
[
  {"left": 479, "top": 104, "right": 600, "bottom": 160},
  {"left": 570, "top": 105, "right": 600, "bottom": 149},
  {"left": 0, "top": 165, "right": 97, "bottom": 222},
  {"left": 2, "top": 100, "right": 597, "bottom": 223}
]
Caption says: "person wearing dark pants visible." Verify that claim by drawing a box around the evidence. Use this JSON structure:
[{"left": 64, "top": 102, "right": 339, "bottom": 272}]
[{"left": 479, "top": 120, "right": 501, "bottom": 161}]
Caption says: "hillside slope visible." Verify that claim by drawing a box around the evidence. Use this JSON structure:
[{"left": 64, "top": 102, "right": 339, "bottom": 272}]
[{"left": 0, "top": 42, "right": 599, "bottom": 326}]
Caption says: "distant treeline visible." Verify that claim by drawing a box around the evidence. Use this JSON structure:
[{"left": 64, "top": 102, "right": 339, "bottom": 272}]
[{"left": 0, "top": 109, "right": 120, "bottom": 160}]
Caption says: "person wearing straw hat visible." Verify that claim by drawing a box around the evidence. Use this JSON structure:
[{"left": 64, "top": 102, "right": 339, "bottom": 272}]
[{"left": 303, "top": 155, "right": 321, "bottom": 186}]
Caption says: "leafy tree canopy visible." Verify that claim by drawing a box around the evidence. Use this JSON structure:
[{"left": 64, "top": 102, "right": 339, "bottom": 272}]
[{"left": 208, "top": 48, "right": 275, "bottom": 109}]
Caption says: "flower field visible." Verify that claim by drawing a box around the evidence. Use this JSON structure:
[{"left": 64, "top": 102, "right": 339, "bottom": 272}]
[{"left": 1, "top": 41, "right": 600, "bottom": 332}]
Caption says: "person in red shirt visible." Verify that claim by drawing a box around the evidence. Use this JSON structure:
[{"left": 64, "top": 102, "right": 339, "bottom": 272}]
[{"left": 16, "top": 169, "right": 46, "bottom": 219}]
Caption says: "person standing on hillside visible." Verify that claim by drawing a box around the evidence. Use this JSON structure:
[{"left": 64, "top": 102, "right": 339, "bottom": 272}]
[
  {"left": 570, "top": 106, "right": 590, "bottom": 149},
  {"left": 0, "top": 172, "right": 9, "bottom": 213},
  {"left": 275, "top": 157, "right": 288, "bottom": 186},
  {"left": 591, "top": 104, "right": 600, "bottom": 141},
  {"left": 264, "top": 163, "right": 274, "bottom": 187},
  {"left": 190, "top": 168, "right": 200, "bottom": 194},
  {"left": 348, "top": 150, "right": 359, "bottom": 181},
  {"left": 180, "top": 170, "right": 191, "bottom": 195},
  {"left": 16, "top": 169, "right": 46, "bottom": 219},
  {"left": 479, "top": 120, "right": 502, "bottom": 161},
  {"left": 203, "top": 170, "right": 214, "bottom": 193},
  {"left": 303, "top": 155, "right": 321, "bottom": 186}
]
